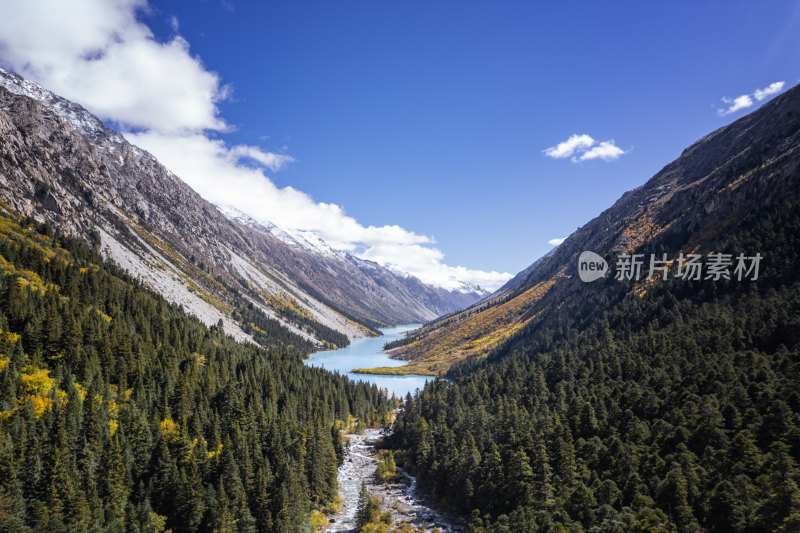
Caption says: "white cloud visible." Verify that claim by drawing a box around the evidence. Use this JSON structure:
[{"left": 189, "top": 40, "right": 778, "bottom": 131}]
[
  {"left": 544, "top": 133, "right": 628, "bottom": 163},
  {"left": 0, "top": 0, "right": 227, "bottom": 134},
  {"left": 754, "top": 81, "right": 785, "bottom": 101},
  {"left": 229, "top": 145, "right": 295, "bottom": 172},
  {"left": 543, "top": 134, "right": 595, "bottom": 159},
  {"left": 0, "top": 0, "right": 511, "bottom": 290},
  {"left": 125, "top": 132, "right": 433, "bottom": 249},
  {"left": 548, "top": 237, "right": 566, "bottom": 246},
  {"left": 126, "top": 131, "right": 511, "bottom": 290},
  {"left": 718, "top": 94, "right": 754, "bottom": 116},
  {"left": 359, "top": 243, "right": 512, "bottom": 290},
  {"left": 575, "top": 140, "right": 626, "bottom": 162},
  {"left": 718, "top": 81, "right": 785, "bottom": 116}
]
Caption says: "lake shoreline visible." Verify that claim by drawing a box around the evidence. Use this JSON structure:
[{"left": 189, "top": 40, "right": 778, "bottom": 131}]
[{"left": 304, "top": 324, "right": 433, "bottom": 398}]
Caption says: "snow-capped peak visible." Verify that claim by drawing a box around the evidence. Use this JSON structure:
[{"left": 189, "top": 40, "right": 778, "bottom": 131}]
[
  {"left": 216, "top": 204, "right": 340, "bottom": 258},
  {"left": 217, "top": 204, "right": 488, "bottom": 296},
  {"left": 422, "top": 277, "right": 490, "bottom": 296},
  {"left": 382, "top": 265, "right": 489, "bottom": 296}
]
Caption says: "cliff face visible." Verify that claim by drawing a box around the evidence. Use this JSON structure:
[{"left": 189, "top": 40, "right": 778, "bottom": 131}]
[{"left": 0, "top": 68, "right": 484, "bottom": 349}]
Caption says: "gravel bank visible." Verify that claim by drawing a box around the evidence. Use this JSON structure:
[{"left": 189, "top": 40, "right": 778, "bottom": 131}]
[{"left": 324, "top": 428, "right": 463, "bottom": 532}]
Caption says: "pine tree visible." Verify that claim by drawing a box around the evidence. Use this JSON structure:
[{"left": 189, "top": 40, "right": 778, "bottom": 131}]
[
  {"left": 103, "top": 433, "right": 129, "bottom": 521},
  {"left": 355, "top": 482, "right": 380, "bottom": 529}
]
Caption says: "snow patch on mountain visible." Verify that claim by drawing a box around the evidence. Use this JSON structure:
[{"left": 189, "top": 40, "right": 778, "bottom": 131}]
[
  {"left": 0, "top": 67, "right": 123, "bottom": 144},
  {"left": 218, "top": 205, "right": 488, "bottom": 297},
  {"left": 217, "top": 204, "right": 341, "bottom": 258},
  {"left": 386, "top": 265, "right": 489, "bottom": 296}
]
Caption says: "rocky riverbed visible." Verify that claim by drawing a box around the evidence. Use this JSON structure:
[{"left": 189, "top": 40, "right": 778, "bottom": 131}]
[{"left": 324, "top": 428, "right": 463, "bottom": 532}]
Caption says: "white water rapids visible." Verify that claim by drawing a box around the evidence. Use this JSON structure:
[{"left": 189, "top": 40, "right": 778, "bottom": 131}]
[{"left": 324, "top": 428, "right": 463, "bottom": 532}]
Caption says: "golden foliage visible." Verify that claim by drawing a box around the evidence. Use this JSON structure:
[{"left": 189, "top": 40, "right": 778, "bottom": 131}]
[
  {"left": 160, "top": 418, "right": 181, "bottom": 442},
  {"left": 207, "top": 443, "right": 223, "bottom": 460},
  {"left": 180, "top": 273, "right": 232, "bottom": 314},
  {"left": 74, "top": 382, "right": 87, "bottom": 402},
  {"left": 310, "top": 509, "right": 328, "bottom": 529},
  {"left": 621, "top": 213, "right": 669, "bottom": 253},
  {"left": 251, "top": 284, "right": 315, "bottom": 321},
  {"left": 0, "top": 328, "right": 21, "bottom": 344},
  {"left": 191, "top": 352, "right": 207, "bottom": 366},
  {"left": 95, "top": 308, "right": 113, "bottom": 323},
  {"left": 20, "top": 366, "right": 56, "bottom": 396},
  {"left": 29, "top": 395, "right": 54, "bottom": 418},
  {"left": 376, "top": 274, "right": 560, "bottom": 375},
  {"left": 143, "top": 511, "right": 171, "bottom": 533}
]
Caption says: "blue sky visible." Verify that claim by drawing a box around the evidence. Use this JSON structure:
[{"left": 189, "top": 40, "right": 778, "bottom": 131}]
[{"left": 0, "top": 0, "right": 797, "bottom": 290}]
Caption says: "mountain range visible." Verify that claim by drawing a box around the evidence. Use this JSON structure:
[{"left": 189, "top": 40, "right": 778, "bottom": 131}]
[{"left": 0, "top": 67, "right": 486, "bottom": 353}]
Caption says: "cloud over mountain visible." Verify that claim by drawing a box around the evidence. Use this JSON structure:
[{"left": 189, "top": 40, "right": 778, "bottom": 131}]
[
  {"left": 718, "top": 81, "right": 785, "bottom": 116},
  {"left": 0, "top": 0, "right": 511, "bottom": 290}
]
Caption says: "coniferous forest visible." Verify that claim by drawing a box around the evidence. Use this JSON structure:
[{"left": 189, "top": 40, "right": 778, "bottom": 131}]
[
  {"left": 0, "top": 206, "right": 393, "bottom": 532},
  {"left": 389, "top": 200, "right": 800, "bottom": 533}
]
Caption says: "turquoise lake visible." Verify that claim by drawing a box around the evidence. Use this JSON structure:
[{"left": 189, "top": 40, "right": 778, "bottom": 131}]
[{"left": 304, "top": 324, "right": 433, "bottom": 398}]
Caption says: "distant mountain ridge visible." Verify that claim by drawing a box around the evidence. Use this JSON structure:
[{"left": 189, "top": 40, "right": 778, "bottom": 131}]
[
  {"left": 217, "top": 204, "right": 489, "bottom": 298},
  {"left": 0, "top": 67, "right": 485, "bottom": 351}
]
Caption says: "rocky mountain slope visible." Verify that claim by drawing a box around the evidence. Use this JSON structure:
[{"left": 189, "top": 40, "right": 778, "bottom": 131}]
[
  {"left": 0, "top": 68, "right": 484, "bottom": 351},
  {"left": 382, "top": 81, "right": 800, "bottom": 374}
]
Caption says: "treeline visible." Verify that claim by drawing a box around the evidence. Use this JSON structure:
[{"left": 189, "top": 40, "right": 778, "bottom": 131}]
[
  {"left": 231, "top": 299, "right": 325, "bottom": 354},
  {"left": 235, "top": 286, "right": 350, "bottom": 351},
  {"left": 0, "top": 208, "right": 393, "bottom": 532},
  {"left": 382, "top": 333, "right": 421, "bottom": 351},
  {"left": 296, "top": 281, "right": 386, "bottom": 336},
  {"left": 390, "top": 200, "right": 800, "bottom": 532}
]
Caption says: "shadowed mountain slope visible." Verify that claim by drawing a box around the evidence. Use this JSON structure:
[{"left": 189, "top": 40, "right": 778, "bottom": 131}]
[{"left": 383, "top": 82, "right": 800, "bottom": 374}]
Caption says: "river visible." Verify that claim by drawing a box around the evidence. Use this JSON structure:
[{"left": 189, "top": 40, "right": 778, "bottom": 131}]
[
  {"left": 325, "top": 428, "right": 464, "bottom": 532},
  {"left": 307, "top": 327, "right": 461, "bottom": 531},
  {"left": 304, "top": 325, "right": 433, "bottom": 398}
]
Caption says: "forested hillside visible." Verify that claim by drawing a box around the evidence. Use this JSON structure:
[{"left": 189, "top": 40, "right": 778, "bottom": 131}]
[
  {"left": 0, "top": 203, "right": 393, "bottom": 532},
  {"left": 389, "top": 198, "right": 800, "bottom": 532}
]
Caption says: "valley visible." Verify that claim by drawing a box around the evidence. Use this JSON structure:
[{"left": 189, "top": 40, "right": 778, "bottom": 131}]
[{"left": 1, "top": 20, "right": 799, "bottom": 533}]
